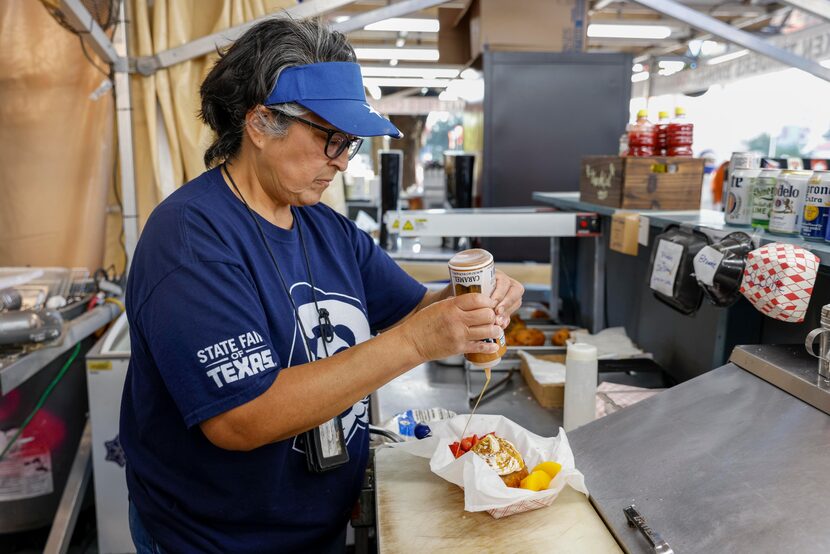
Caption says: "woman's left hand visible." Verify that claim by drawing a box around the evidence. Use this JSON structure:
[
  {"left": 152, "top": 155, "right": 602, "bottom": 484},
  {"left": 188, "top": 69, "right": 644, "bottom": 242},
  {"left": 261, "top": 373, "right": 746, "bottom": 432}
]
[{"left": 491, "top": 270, "right": 524, "bottom": 328}]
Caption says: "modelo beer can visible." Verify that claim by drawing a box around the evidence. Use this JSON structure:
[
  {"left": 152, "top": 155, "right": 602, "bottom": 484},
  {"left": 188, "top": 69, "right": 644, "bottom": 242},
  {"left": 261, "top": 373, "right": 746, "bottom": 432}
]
[
  {"left": 769, "top": 170, "right": 812, "bottom": 235},
  {"left": 448, "top": 249, "right": 507, "bottom": 368},
  {"left": 725, "top": 168, "right": 761, "bottom": 226},
  {"left": 751, "top": 168, "right": 781, "bottom": 229},
  {"left": 801, "top": 171, "right": 830, "bottom": 241}
]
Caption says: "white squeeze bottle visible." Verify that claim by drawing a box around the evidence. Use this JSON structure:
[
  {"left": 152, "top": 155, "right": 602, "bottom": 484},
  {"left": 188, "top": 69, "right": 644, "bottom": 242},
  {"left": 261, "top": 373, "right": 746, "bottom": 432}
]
[{"left": 563, "top": 343, "right": 598, "bottom": 432}]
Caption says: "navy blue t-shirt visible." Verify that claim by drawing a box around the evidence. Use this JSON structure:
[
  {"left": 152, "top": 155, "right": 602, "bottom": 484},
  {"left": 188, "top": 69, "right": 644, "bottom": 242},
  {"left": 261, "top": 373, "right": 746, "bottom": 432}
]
[{"left": 120, "top": 166, "right": 426, "bottom": 553}]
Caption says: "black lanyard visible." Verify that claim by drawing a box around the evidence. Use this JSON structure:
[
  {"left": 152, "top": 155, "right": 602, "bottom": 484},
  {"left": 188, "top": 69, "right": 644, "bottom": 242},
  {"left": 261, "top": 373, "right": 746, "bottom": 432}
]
[{"left": 221, "top": 163, "right": 348, "bottom": 472}]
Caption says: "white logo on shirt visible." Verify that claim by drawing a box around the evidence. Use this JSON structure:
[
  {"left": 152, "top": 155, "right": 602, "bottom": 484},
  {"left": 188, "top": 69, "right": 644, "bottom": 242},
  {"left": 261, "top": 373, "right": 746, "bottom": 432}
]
[
  {"left": 288, "top": 283, "right": 371, "bottom": 447},
  {"left": 198, "top": 331, "right": 277, "bottom": 388}
]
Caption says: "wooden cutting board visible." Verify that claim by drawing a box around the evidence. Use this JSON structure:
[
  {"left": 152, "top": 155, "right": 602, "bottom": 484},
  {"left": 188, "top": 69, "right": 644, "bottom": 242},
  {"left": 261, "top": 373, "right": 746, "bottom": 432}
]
[{"left": 375, "top": 448, "right": 622, "bottom": 553}]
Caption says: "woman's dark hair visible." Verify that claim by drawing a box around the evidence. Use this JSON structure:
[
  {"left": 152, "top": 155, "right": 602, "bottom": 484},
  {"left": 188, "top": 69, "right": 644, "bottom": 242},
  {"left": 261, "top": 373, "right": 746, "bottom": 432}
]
[{"left": 199, "top": 18, "right": 355, "bottom": 168}]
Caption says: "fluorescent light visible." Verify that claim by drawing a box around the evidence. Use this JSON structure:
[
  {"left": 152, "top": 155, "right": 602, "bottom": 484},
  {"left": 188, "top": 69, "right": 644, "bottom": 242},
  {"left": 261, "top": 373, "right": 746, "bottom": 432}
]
[
  {"left": 395, "top": 37, "right": 406, "bottom": 48},
  {"left": 354, "top": 48, "right": 440, "bottom": 61},
  {"left": 362, "top": 77, "right": 451, "bottom": 88},
  {"left": 706, "top": 49, "right": 749, "bottom": 65},
  {"left": 588, "top": 24, "right": 672, "bottom": 39},
  {"left": 445, "top": 79, "right": 484, "bottom": 103},
  {"left": 365, "top": 84, "right": 382, "bottom": 100},
  {"left": 631, "top": 72, "right": 650, "bottom": 83},
  {"left": 658, "top": 61, "right": 684, "bottom": 71},
  {"left": 361, "top": 67, "right": 460, "bottom": 79},
  {"left": 364, "top": 18, "right": 439, "bottom": 33},
  {"left": 439, "top": 90, "right": 458, "bottom": 101},
  {"left": 632, "top": 63, "right": 644, "bottom": 73},
  {"left": 460, "top": 68, "right": 481, "bottom": 80}
]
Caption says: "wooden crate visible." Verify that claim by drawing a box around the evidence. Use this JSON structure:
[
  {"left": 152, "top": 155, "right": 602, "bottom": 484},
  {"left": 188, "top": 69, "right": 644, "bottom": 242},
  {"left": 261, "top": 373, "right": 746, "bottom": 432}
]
[
  {"left": 519, "top": 354, "right": 566, "bottom": 409},
  {"left": 580, "top": 156, "right": 705, "bottom": 210}
]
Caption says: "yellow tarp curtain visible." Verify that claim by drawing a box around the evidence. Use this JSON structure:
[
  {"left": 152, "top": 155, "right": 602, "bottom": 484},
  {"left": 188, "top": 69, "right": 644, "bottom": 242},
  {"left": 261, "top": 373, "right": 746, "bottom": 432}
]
[
  {"left": 0, "top": 0, "right": 114, "bottom": 271},
  {"left": 1, "top": 1, "right": 339, "bottom": 274},
  {"left": 104, "top": 0, "right": 296, "bottom": 273}
]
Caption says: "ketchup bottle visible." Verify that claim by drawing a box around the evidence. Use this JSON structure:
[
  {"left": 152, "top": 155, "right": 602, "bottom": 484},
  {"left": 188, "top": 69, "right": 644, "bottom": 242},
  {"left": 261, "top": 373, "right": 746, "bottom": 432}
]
[
  {"left": 667, "top": 107, "right": 694, "bottom": 157},
  {"left": 627, "top": 110, "right": 656, "bottom": 157}
]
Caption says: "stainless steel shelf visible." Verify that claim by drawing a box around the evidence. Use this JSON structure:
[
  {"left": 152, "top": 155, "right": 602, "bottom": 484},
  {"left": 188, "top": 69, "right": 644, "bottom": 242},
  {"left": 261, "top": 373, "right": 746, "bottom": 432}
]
[
  {"left": 731, "top": 344, "right": 830, "bottom": 415},
  {"left": 534, "top": 191, "right": 830, "bottom": 268},
  {"left": 0, "top": 303, "right": 122, "bottom": 395}
]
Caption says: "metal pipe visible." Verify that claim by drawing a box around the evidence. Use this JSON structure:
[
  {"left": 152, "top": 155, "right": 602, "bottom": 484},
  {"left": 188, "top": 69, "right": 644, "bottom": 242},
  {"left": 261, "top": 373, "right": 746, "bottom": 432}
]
[
  {"left": 134, "top": 0, "right": 360, "bottom": 75},
  {"left": 112, "top": 0, "right": 138, "bottom": 272},
  {"left": 631, "top": 0, "right": 830, "bottom": 82}
]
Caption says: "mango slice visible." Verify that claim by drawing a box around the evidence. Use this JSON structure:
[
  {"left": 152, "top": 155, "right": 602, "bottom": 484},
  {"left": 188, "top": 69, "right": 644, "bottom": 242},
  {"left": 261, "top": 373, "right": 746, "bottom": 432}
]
[
  {"left": 519, "top": 470, "right": 552, "bottom": 491},
  {"left": 532, "top": 461, "right": 562, "bottom": 480}
]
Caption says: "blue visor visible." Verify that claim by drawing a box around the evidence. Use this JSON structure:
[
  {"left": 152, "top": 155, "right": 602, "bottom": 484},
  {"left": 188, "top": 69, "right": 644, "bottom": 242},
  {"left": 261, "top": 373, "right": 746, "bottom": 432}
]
[{"left": 264, "top": 62, "right": 402, "bottom": 139}]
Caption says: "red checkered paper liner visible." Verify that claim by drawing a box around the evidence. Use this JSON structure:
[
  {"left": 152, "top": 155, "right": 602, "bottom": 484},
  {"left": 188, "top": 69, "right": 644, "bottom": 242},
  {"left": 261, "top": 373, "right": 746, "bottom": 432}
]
[
  {"left": 391, "top": 414, "right": 588, "bottom": 519},
  {"left": 739, "top": 242, "right": 819, "bottom": 323}
]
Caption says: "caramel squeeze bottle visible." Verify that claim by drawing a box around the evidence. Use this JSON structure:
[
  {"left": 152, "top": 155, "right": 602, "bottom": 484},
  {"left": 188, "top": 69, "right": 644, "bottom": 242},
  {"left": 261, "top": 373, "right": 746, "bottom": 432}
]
[{"left": 448, "top": 249, "right": 506, "bottom": 442}]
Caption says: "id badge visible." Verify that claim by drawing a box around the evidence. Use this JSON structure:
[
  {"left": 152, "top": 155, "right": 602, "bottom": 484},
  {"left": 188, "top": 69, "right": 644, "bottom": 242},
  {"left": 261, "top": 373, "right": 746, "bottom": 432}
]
[{"left": 303, "top": 415, "right": 349, "bottom": 473}]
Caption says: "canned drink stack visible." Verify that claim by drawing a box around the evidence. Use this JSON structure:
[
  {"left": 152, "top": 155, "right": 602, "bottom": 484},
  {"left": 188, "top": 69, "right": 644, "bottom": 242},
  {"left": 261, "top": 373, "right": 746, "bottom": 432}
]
[
  {"left": 724, "top": 152, "right": 761, "bottom": 223},
  {"left": 801, "top": 171, "right": 830, "bottom": 241},
  {"left": 728, "top": 151, "right": 762, "bottom": 176},
  {"left": 769, "top": 170, "right": 812, "bottom": 235},
  {"left": 725, "top": 168, "right": 761, "bottom": 226},
  {"left": 751, "top": 169, "right": 781, "bottom": 229}
]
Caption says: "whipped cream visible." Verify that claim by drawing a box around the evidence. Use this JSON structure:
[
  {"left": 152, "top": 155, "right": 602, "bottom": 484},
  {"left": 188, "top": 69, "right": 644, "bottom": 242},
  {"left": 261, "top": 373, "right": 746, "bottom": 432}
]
[{"left": 471, "top": 434, "right": 524, "bottom": 476}]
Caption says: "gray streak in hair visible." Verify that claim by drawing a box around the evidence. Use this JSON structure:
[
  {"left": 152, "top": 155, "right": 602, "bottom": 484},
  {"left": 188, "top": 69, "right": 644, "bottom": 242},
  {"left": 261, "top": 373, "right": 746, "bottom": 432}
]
[{"left": 199, "top": 17, "right": 355, "bottom": 168}]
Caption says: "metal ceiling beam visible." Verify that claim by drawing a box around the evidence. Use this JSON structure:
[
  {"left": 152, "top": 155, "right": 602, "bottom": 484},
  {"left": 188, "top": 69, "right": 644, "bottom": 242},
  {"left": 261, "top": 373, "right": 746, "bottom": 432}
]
[
  {"left": 57, "top": 0, "right": 122, "bottom": 69},
  {"left": 780, "top": 0, "right": 830, "bottom": 24},
  {"left": 631, "top": 0, "right": 830, "bottom": 81},
  {"left": 332, "top": 0, "right": 454, "bottom": 34},
  {"left": 133, "top": 0, "right": 358, "bottom": 75},
  {"left": 633, "top": 9, "right": 786, "bottom": 63}
]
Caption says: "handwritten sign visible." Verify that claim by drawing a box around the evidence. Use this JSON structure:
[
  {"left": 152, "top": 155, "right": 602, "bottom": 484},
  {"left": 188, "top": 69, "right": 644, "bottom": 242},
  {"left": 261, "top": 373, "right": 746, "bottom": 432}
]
[
  {"left": 693, "top": 246, "right": 724, "bottom": 286},
  {"left": 650, "top": 239, "right": 684, "bottom": 297}
]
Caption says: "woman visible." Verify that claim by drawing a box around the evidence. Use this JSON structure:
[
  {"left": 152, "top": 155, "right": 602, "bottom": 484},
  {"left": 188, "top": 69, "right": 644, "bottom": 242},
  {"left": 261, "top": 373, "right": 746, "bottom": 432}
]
[{"left": 121, "top": 17, "right": 523, "bottom": 553}]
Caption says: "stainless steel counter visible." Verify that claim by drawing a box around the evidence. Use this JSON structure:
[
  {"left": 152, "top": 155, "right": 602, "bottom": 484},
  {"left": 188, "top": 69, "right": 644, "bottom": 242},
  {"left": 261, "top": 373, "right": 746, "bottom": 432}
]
[
  {"left": 373, "top": 363, "right": 562, "bottom": 436},
  {"left": 569, "top": 361, "right": 830, "bottom": 554}
]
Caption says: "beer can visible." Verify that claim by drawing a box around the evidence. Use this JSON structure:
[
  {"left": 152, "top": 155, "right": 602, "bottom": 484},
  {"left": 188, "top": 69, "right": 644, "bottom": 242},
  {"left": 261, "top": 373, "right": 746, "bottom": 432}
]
[
  {"left": 802, "top": 171, "right": 830, "bottom": 241},
  {"left": 769, "top": 170, "right": 812, "bottom": 235},
  {"left": 728, "top": 151, "right": 762, "bottom": 176},
  {"left": 725, "top": 168, "right": 761, "bottom": 226},
  {"left": 751, "top": 169, "right": 780, "bottom": 229}
]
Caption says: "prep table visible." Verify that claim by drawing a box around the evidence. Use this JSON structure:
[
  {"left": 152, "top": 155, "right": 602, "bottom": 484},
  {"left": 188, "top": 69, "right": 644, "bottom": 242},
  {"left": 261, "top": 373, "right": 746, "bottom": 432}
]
[
  {"left": 373, "top": 347, "right": 829, "bottom": 552},
  {"left": 569, "top": 344, "right": 830, "bottom": 553}
]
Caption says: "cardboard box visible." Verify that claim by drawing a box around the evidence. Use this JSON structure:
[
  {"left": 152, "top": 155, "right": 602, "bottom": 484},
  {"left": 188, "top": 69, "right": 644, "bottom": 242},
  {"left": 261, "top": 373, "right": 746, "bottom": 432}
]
[
  {"left": 437, "top": 8, "right": 470, "bottom": 65},
  {"left": 610, "top": 212, "right": 640, "bottom": 256},
  {"left": 439, "top": 0, "right": 587, "bottom": 65},
  {"left": 580, "top": 156, "right": 705, "bottom": 210},
  {"left": 520, "top": 354, "right": 566, "bottom": 409}
]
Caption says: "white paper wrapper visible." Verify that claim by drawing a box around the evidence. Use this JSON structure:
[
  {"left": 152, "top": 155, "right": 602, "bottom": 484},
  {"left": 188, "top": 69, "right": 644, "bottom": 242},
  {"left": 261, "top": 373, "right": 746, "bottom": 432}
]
[{"left": 392, "top": 414, "right": 588, "bottom": 518}]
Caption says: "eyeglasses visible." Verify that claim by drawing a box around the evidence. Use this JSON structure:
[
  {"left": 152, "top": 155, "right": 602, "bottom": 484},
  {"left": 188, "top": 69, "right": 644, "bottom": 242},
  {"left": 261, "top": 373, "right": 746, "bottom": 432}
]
[{"left": 280, "top": 113, "right": 364, "bottom": 161}]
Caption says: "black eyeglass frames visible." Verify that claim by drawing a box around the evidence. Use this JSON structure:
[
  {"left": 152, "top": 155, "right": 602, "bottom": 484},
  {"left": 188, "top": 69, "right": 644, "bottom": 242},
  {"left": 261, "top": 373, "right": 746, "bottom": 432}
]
[{"left": 278, "top": 112, "right": 364, "bottom": 161}]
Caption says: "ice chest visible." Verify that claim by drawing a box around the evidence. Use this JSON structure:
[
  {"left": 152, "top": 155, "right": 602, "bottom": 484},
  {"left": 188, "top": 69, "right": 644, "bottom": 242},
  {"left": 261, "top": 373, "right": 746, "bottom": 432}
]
[
  {"left": 520, "top": 354, "right": 566, "bottom": 408},
  {"left": 580, "top": 156, "right": 705, "bottom": 210}
]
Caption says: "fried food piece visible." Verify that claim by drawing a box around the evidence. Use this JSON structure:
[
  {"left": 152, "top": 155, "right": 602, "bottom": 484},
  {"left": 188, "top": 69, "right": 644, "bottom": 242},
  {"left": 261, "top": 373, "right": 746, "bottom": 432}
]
[
  {"left": 530, "top": 309, "right": 549, "bottom": 319},
  {"left": 511, "top": 328, "right": 545, "bottom": 347},
  {"left": 470, "top": 434, "right": 528, "bottom": 489},
  {"left": 551, "top": 328, "right": 570, "bottom": 347},
  {"left": 505, "top": 314, "right": 526, "bottom": 336}
]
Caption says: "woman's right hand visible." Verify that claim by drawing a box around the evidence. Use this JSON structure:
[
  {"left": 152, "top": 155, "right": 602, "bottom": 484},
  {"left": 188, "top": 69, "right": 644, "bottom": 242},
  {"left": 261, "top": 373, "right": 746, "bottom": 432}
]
[{"left": 400, "top": 293, "right": 502, "bottom": 362}]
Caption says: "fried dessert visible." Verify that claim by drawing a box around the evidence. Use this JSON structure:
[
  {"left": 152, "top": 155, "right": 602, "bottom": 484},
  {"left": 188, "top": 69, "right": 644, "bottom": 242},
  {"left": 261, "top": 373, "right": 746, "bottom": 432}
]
[
  {"left": 510, "top": 328, "right": 546, "bottom": 347},
  {"left": 551, "top": 328, "right": 570, "bottom": 347},
  {"left": 505, "top": 314, "right": 526, "bottom": 336},
  {"left": 470, "top": 434, "right": 529, "bottom": 488}
]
